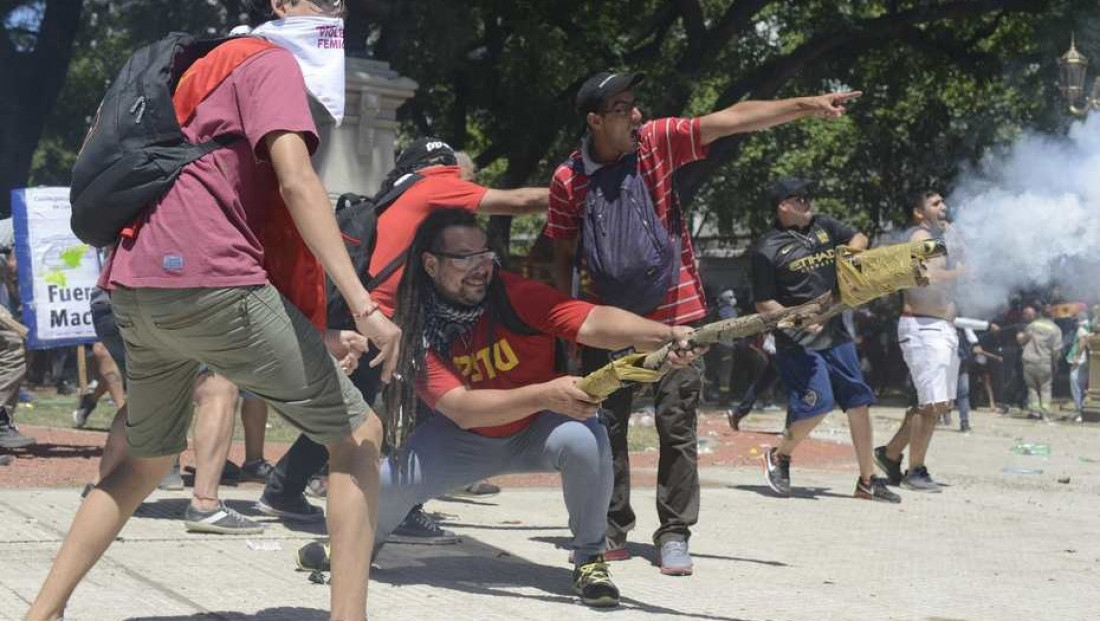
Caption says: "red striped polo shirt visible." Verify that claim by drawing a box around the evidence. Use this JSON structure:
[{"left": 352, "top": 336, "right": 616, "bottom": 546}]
[{"left": 546, "top": 117, "right": 708, "bottom": 326}]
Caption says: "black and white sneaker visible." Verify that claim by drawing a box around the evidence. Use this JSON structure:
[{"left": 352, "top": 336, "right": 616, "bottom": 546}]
[
  {"left": 855, "top": 475, "right": 902, "bottom": 503},
  {"left": 873, "top": 446, "right": 904, "bottom": 486},
  {"left": 901, "top": 466, "right": 942, "bottom": 493},
  {"left": 386, "top": 505, "right": 459, "bottom": 545},
  {"left": 255, "top": 492, "right": 325, "bottom": 523},
  {"left": 184, "top": 501, "right": 265, "bottom": 535},
  {"left": 72, "top": 393, "right": 98, "bottom": 428},
  {"left": 240, "top": 458, "right": 274, "bottom": 482},
  {"left": 761, "top": 447, "right": 791, "bottom": 497}
]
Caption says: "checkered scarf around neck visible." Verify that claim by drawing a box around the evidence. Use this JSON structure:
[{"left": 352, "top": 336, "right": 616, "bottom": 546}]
[{"left": 422, "top": 288, "right": 485, "bottom": 356}]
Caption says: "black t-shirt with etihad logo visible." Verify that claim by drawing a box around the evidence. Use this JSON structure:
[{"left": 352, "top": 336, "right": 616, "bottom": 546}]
[{"left": 751, "top": 215, "right": 858, "bottom": 352}]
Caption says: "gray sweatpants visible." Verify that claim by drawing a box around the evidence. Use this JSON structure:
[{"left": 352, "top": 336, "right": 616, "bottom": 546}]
[{"left": 378, "top": 411, "right": 613, "bottom": 559}]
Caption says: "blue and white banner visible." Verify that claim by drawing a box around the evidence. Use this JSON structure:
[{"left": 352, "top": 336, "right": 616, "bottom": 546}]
[{"left": 11, "top": 187, "right": 100, "bottom": 349}]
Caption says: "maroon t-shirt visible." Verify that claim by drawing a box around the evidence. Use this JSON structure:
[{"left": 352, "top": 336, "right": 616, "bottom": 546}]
[{"left": 104, "top": 48, "right": 319, "bottom": 289}]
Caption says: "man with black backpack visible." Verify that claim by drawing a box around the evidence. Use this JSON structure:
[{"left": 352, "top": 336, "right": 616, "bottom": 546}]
[
  {"left": 360, "top": 208, "right": 701, "bottom": 607},
  {"left": 548, "top": 70, "right": 860, "bottom": 575},
  {"left": 256, "top": 137, "right": 548, "bottom": 542},
  {"left": 27, "top": 2, "right": 398, "bottom": 620}
]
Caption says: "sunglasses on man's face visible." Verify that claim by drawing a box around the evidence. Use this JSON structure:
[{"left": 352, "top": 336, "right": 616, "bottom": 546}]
[{"left": 431, "top": 249, "right": 498, "bottom": 271}]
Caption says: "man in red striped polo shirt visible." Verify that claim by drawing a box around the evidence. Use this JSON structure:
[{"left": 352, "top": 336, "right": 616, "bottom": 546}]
[{"left": 547, "top": 70, "right": 859, "bottom": 575}]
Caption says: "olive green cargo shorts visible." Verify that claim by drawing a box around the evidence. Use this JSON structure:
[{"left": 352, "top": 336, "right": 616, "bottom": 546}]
[{"left": 110, "top": 284, "right": 370, "bottom": 458}]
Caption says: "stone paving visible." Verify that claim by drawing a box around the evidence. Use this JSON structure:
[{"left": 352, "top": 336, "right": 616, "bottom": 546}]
[{"left": 3, "top": 406, "right": 1100, "bottom": 620}]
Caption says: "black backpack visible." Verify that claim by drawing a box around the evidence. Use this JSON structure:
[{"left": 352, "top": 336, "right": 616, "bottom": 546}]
[
  {"left": 70, "top": 33, "right": 243, "bottom": 247},
  {"left": 325, "top": 174, "right": 424, "bottom": 329},
  {"left": 573, "top": 153, "right": 682, "bottom": 316}
]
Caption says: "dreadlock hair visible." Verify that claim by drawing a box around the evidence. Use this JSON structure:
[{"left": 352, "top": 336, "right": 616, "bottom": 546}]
[{"left": 381, "top": 207, "right": 481, "bottom": 449}]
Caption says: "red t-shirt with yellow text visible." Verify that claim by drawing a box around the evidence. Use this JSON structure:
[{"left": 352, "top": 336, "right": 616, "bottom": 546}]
[{"left": 418, "top": 272, "right": 595, "bottom": 437}]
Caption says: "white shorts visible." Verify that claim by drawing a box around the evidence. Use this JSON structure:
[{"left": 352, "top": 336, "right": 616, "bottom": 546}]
[{"left": 898, "top": 316, "right": 960, "bottom": 406}]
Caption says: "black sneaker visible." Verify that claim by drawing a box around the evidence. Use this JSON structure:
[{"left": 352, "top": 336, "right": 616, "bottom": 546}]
[
  {"left": 184, "top": 460, "right": 240, "bottom": 484},
  {"left": 0, "top": 423, "right": 35, "bottom": 449},
  {"left": 72, "top": 393, "right": 98, "bottom": 428},
  {"left": 855, "top": 475, "right": 902, "bottom": 503},
  {"left": 184, "top": 500, "right": 265, "bottom": 535},
  {"left": 255, "top": 493, "right": 325, "bottom": 522},
  {"left": 297, "top": 540, "right": 331, "bottom": 571},
  {"left": 240, "top": 458, "right": 274, "bottom": 482},
  {"left": 386, "top": 505, "right": 459, "bottom": 545},
  {"left": 726, "top": 408, "right": 749, "bottom": 431},
  {"left": 959, "top": 422, "right": 972, "bottom": 433},
  {"left": 901, "top": 465, "right": 942, "bottom": 493},
  {"left": 761, "top": 447, "right": 790, "bottom": 497},
  {"left": 572, "top": 555, "right": 620, "bottom": 608},
  {"left": 873, "top": 446, "right": 904, "bottom": 485}
]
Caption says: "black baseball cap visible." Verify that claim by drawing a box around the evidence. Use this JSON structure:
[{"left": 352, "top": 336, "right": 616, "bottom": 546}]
[
  {"left": 396, "top": 137, "right": 457, "bottom": 171},
  {"left": 767, "top": 177, "right": 816, "bottom": 207},
  {"left": 576, "top": 71, "right": 645, "bottom": 116}
]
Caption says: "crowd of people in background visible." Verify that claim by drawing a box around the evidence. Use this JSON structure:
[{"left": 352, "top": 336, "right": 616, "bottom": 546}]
[{"left": 704, "top": 287, "right": 1097, "bottom": 426}]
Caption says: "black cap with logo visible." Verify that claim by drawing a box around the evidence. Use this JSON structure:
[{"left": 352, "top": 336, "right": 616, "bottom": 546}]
[
  {"left": 395, "top": 137, "right": 457, "bottom": 171},
  {"left": 575, "top": 71, "right": 645, "bottom": 116},
  {"left": 767, "top": 177, "right": 816, "bottom": 207}
]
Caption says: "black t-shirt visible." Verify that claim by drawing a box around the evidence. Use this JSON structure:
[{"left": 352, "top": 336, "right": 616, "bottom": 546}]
[{"left": 751, "top": 215, "right": 858, "bottom": 351}]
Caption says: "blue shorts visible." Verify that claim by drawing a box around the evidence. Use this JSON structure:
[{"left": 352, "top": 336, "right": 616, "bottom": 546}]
[{"left": 776, "top": 341, "right": 875, "bottom": 423}]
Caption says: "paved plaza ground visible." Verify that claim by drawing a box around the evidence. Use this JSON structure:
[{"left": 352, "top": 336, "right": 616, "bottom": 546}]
[{"left": 3, "top": 405, "right": 1099, "bottom": 620}]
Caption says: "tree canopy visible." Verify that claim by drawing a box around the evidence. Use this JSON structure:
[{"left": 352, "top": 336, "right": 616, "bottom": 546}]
[{"left": 4, "top": 0, "right": 1096, "bottom": 244}]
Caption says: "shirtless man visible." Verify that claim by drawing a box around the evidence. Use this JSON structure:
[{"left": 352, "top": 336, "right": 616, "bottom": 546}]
[{"left": 875, "top": 190, "right": 964, "bottom": 492}]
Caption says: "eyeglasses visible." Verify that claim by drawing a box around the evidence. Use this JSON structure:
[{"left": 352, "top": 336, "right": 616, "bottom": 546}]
[
  {"left": 786, "top": 195, "right": 812, "bottom": 206},
  {"left": 431, "top": 249, "right": 498, "bottom": 271},
  {"left": 600, "top": 100, "right": 638, "bottom": 117}
]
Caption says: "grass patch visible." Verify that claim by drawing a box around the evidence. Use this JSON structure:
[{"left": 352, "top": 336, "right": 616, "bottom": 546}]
[
  {"left": 14, "top": 392, "right": 304, "bottom": 444},
  {"left": 19, "top": 390, "right": 669, "bottom": 450},
  {"left": 627, "top": 424, "right": 659, "bottom": 452}
]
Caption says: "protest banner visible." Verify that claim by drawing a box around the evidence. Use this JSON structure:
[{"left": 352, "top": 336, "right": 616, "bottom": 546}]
[{"left": 10, "top": 187, "right": 100, "bottom": 349}]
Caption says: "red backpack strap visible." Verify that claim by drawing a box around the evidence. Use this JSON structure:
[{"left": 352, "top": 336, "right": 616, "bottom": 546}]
[{"left": 173, "top": 37, "right": 278, "bottom": 125}]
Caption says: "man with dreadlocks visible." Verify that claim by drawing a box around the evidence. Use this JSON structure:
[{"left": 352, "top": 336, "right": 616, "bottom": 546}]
[
  {"left": 371, "top": 207, "right": 701, "bottom": 608},
  {"left": 258, "top": 137, "right": 548, "bottom": 543}
]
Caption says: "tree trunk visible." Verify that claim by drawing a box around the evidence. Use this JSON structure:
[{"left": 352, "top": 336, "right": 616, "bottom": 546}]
[{"left": 0, "top": 0, "right": 83, "bottom": 216}]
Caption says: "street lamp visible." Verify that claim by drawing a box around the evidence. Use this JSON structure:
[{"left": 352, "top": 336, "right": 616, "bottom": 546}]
[{"left": 1058, "top": 35, "right": 1100, "bottom": 115}]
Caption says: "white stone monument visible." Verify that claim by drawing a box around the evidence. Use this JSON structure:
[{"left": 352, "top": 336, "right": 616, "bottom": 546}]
[{"left": 313, "top": 57, "right": 418, "bottom": 200}]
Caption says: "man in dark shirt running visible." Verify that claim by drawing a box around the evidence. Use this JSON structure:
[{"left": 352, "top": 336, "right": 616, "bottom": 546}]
[{"left": 751, "top": 177, "right": 900, "bottom": 503}]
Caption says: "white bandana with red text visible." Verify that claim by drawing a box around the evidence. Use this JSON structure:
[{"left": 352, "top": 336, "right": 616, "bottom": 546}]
[{"left": 249, "top": 16, "right": 346, "bottom": 125}]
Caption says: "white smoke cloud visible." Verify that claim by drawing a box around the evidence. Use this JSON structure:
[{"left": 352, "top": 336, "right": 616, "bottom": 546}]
[{"left": 950, "top": 113, "right": 1100, "bottom": 317}]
